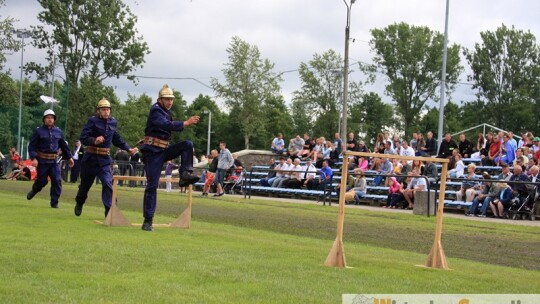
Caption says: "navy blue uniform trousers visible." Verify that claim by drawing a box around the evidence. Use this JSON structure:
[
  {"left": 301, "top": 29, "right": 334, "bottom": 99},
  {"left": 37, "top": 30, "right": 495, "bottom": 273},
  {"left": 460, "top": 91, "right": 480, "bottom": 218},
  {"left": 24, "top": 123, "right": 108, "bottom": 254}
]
[
  {"left": 76, "top": 159, "right": 113, "bottom": 209},
  {"left": 32, "top": 162, "right": 62, "bottom": 206},
  {"left": 142, "top": 140, "right": 193, "bottom": 220}
]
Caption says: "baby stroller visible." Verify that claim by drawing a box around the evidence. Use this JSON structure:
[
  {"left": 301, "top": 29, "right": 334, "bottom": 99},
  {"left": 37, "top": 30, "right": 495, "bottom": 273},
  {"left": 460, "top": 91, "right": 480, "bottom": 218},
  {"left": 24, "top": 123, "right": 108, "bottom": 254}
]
[
  {"left": 223, "top": 169, "right": 245, "bottom": 195},
  {"left": 505, "top": 185, "right": 537, "bottom": 221}
]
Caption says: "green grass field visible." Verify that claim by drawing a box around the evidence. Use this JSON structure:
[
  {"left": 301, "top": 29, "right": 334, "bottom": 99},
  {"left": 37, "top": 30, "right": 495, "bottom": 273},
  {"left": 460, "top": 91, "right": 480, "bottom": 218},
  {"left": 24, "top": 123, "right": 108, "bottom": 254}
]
[{"left": 0, "top": 180, "right": 539, "bottom": 303}]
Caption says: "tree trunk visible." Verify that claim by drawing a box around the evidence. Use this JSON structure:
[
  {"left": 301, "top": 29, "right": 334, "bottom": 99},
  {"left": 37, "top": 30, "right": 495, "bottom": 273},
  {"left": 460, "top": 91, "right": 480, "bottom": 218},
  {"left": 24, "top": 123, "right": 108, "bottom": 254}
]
[{"left": 244, "top": 135, "right": 250, "bottom": 150}]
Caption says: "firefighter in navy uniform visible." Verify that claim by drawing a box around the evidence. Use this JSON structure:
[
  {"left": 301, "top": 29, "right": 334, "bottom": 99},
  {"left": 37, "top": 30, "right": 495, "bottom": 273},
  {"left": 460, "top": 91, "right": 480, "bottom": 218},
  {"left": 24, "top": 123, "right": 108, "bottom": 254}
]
[
  {"left": 74, "top": 98, "right": 138, "bottom": 217},
  {"left": 139, "top": 84, "right": 200, "bottom": 232},
  {"left": 27, "top": 109, "right": 74, "bottom": 208}
]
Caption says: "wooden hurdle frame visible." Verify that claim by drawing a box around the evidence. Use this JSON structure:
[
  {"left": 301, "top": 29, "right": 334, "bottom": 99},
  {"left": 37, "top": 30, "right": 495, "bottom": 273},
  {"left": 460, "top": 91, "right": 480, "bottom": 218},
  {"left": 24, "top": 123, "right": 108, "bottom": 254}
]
[
  {"left": 102, "top": 176, "right": 193, "bottom": 229},
  {"left": 324, "top": 151, "right": 450, "bottom": 270}
]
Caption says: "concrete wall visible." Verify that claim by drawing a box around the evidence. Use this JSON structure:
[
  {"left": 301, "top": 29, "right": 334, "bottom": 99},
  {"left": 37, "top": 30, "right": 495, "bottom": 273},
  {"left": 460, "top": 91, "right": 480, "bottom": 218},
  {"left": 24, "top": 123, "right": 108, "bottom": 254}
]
[{"left": 193, "top": 149, "right": 277, "bottom": 175}]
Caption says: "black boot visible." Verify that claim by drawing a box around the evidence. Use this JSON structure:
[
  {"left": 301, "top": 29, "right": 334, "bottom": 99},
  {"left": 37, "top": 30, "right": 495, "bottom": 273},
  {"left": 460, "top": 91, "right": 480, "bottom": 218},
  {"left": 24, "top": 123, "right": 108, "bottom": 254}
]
[
  {"left": 27, "top": 190, "right": 36, "bottom": 200},
  {"left": 178, "top": 171, "right": 200, "bottom": 187},
  {"left": 74, "top": 200, "right": 84, "bottom": 216},
  {"left": 104, "top": 207, "right": 110, "bottom": 218},
  {"left": 50, "top": 201, "right": 59, "bottom": 208},
  {"left": 141, "top": 218, "right": 154, "bottom": 232}
]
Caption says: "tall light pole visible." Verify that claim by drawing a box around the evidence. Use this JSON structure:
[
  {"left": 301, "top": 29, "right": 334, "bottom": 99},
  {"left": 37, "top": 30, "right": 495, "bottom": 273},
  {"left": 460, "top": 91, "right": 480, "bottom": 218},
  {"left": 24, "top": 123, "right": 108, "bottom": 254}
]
[
  {"left": 50, "top": 51, "right": 56, "bottom": 109},
  {"left": 437, "top": 0, "right": 450, "bottom": 154},
  {"left": 202, "top": 110, "right": 212, "bottom": 156},
  {"left": 341, "top": 0, "right": 356, "bottom": 147},
  {"left": 14, "top": 28, "right": 32, "bottom": 155}
]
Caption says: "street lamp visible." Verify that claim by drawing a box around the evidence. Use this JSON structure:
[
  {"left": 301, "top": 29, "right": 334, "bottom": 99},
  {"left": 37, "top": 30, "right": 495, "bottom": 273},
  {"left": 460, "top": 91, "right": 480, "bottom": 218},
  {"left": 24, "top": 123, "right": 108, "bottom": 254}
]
[
  {"left": 202, "top": 110, "right": 212, "bottom": 156},
  {"left": 13, "top": 28, "right": 33, "bottom": 156},
  {"left": 437, "top": 0, "right": 450, "bottom": 155},
  {"left": 340, "top": 0, "right": 356, "bottom": 147},
  {"left": 331, "top": 69, "right": 344, "bottom": 136}
]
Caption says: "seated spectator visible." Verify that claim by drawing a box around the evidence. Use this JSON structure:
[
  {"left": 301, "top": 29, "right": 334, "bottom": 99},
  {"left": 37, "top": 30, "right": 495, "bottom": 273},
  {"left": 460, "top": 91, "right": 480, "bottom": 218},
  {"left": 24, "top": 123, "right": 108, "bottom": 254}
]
[
  {"left": 394, "top": 140, "right": 402, "bottom": 155},
  {"left": 306, "top": 160, "right": 333, "bottom": 191},
  {"left": 346, "top": 132, "right": 358, "bottom": 152},
  {"left": 399, "top": 159, "right": 412, "bottom": 184},
  {"left": 509, "top": 164, "right": 529, "bottom": 198},
  {"left": 289, "top": 135, "right": 305, "bottom": 155},
  {"left": 392, "top": 158, "right": 403, "bottom": 176},
  {"left": 420, "top": 131, "right": 437, "bottom": 156},
  {"left": 351, "top": 169, "right": 367, "bottom": 204},
  {"left": 299, "top": 133, "right": 314, "bottom": 158},
  {"left": 495, "top": 133, "right": 516, "bottom": 165},
  {"left": 482, "top": 135, "right": 501, "bottom": 166},
  {"left": 437, "top": 133, "right": 458, "bottom": 158},
  {"left": 410, "top": 133, "right": 418, "bottom": 151},
  {"left": 357, "top": 156, "right": 369, "bottom": 171},
  {"left": 513, "top": 148, "right": 529, "bottom": 167},
  {"left": 336, "top": 169, "right": 355, "bottom": 202},
  {"left": 357, "top": 140, "right": 369, "bottom": 153},
  {"left": 279, "top": 158, "right": 303, "bottom": 188},
  {"left": 527, "top": 157, "right": 538, "bottom": 175},
  {"left": 489, "top": 182, "right": 513, "bottom": 218},
  {"left": 264, "top": 157, "right": 286, "bottom": 187},
  {"left": 296, "top": 158, "right": 317, "bottom": 189},
  {"left": 458, "top": 133, "right": 474, "bottom": 158},
  {"left": 376, "top": 142, "right": 386, "bottom": 154},
  {"left": 422, "top": 159, "right": 438, "bottom": 183},
  {"left": 312, "top": 137, "right": 324, "bottom": 163},
  {"left": 271, "top": 158, "right": 293, "bottom": 187},
  {"left": 370, "top": 157, "right": 382, "bottom": 172},
  {"left": 4, "top": 162, "right": 20, "bottom": 180},
  {"left": 415, "top": 132, "right": 426, "bottom": 156},
  {"left": 316, "top": 139, "right": 334, "bottom": 167},
  {"left": 373, "top": 157, "right": 393, "bottom": 186},
  {"left": 271, "top": 133, "right": 287, "bottom": 154},
  {"left": 497, "top": 162, "right": 513, "bottom": 181},
  {"left": 447, "top": 153, "right": 465, "bottom": 178},
  {"left": 384, "top": 176, "right": 404, "bottom": 209},
  {"left": 383, "top": 141, "right": 396, "bottom": 155},
  {"left": 333, "top": 133, "right": 343, "bottom": 156},
  {"left": 400, "top": 140, "right": 415, "bottom": 162},
  {"left": 258, "top": 158, "right": 276, "bottom": 188},
  {"left": 374, "top": 133, "right": 385, "bottom": 153},
  {"left": 456, "top": 164, "right": 483, "bottom": 202},
  {"left": 467, "top": 172, "right": 498, "bottom": 217},
  {"left": 285, "top": 147, "right": 300, "bottom": 162},
  {"left": 401, "top": 168, "right": 426, "bottom": 209}
]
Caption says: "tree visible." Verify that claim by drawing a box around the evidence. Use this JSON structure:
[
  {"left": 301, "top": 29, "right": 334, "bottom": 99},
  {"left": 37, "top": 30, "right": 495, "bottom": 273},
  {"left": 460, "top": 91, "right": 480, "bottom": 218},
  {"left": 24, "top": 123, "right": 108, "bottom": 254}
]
[
  {"left": 0, "top": 0, "right": 19, "bottom": 70},
  {"left": 350, "top": 92, "right": 394, "bottom": 148},
  {"left": 29, "top": 0, "right": 150, "bottom": 85},
  {"left": 463, "top": 24, "right": 540, "bottom": 132},
  {"left": 115, "top": 93, "right": 152, "bottom": 149},
  {"left": 418, "top": 102, "right": 462, "bottom": 138},
  {"left": 211, "top": 36, "right": 282, "bottom": 149},
  {"left": 367, "top": 22, "right": 462, "bottom": 138},
  {"left": 185, "top": 94, "right": 227, "bottom": 156}
]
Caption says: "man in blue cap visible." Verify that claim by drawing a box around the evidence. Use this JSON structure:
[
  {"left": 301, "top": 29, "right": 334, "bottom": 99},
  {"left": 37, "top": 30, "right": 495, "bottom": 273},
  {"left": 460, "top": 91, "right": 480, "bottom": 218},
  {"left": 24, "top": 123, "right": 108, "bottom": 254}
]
[
  {"left": 74, "top": 98, "right": 138, "bottom": 217},
  {"left": 27, "top": 109, "right": 74, "bottom": 208},
  {"left": 139, "top": 84, "right": 200, "bottom": 232}
]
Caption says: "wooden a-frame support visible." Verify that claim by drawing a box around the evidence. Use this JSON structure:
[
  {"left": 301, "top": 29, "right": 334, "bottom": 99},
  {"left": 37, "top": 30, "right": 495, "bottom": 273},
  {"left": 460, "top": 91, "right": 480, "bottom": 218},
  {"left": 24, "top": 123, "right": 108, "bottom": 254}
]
[{"left": 102, "top": 176, "right": 193, "bottom": 229}]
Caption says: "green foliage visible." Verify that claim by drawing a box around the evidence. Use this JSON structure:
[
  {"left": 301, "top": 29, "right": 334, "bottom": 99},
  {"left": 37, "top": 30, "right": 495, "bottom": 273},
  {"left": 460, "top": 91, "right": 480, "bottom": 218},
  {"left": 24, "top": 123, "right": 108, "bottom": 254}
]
[
  {"left": 29, "top": 0, "right": 150, "bottom": 84},
  {"left": 350, "top": 92, "right": 394, "bottom": 148},
  {"left": 368, "top": 22, "right": 462, "bottom": 139},
  {"left": 418, "top": 102, "right": 462, "bottom": 138},
  {"left": 463, "top": 24, "right": 540, "bottom": 133},
  {"left": 185, "top": 94, "right": 227, "bottom": 156},
  {"left": 115, "top": 93, "right": 152, "bottom": 148},
  {"left": 211, "top": 36, "right": 282, "bottom": 149},
  {"left": 0, "top": 0, "right": 19, "bottom": 70}
]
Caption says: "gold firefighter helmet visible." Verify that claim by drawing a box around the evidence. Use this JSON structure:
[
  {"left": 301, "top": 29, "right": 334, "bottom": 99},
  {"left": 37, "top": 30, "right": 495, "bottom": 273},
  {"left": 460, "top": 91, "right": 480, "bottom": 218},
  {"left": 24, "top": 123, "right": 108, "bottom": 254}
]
[
  {"left": 158, "top": 85, "right": 175, "bottom": 99},
  {"left": 97, "top": 97, "right": 111, "bottom": 109}
]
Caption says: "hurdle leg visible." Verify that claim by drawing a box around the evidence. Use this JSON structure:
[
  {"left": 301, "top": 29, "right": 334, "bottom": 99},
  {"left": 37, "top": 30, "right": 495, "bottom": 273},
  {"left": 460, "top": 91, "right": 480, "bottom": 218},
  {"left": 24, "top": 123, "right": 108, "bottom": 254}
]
[
  {"left": 104, "top": 177, "right": 132, "bottom": 227},
  {"left": 170, "top": 184, "right": 193, "bottom": 228}
]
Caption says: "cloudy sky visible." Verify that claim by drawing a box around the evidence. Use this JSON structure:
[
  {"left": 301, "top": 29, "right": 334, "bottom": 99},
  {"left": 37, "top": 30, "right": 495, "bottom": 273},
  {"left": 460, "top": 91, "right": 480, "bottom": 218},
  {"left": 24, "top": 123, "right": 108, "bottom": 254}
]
[{"left": 4, "top": 0, "right": 540, "bottom": 107}]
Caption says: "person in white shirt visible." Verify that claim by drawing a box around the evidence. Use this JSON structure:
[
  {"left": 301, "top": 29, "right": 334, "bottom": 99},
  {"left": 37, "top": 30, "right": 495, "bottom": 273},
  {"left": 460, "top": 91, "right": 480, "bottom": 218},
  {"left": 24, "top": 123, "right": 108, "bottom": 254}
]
[
  {"left": 402, "top": 168, "right": 426, "bottom": 209},
  {"left": 447, "top": 153, "right": 466, "bottom": 178},
  {"left": 400, "top": 140, "right": 415, "bottom": 164},
  {"left": 271, "top": 158, "right": 293, "bottom": 187},
  {"left": 283, "top": 158, "right": 316, "bottom": 188},
  {"left": 279, "top": 158, "right": 303, "bottom": 188},
  {"left": 271, "top": 133, "right": 286, "bottom": 154}
]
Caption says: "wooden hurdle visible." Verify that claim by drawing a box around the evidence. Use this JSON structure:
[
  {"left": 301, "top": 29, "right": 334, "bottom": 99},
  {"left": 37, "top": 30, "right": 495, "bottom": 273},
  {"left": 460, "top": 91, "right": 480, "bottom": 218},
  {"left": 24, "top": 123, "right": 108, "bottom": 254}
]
[
  {"left": 324, "top": 151, "right": 450, "bottom": 270},
  {"left": 102, "top": 176, "right": 193, "bottom": 229}
]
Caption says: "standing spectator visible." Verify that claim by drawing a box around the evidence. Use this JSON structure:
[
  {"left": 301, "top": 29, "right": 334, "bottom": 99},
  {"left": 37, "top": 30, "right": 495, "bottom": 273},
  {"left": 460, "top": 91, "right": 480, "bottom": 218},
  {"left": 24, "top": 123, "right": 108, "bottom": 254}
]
[
  {"left": 438, "top": 133, "right": 458, "bottom": 158},
  {"left": 202, "top": 150, "right": 219, "bottom": 196},
  {"left": 458, "top": 134, "right": 473, "bottom": 158},
  {"left": 70, "top": 140, "right": 84, "bottom": 183},
  {"left": 214, "top": 140, "right": 234, "bottom": 197},
  {"left": 271, "top": 133, "right": 287, "bottom": 154},
  {"left": 74, "top": 98, "right": 138, "bottom": 218},
  {"left": 26, "top": 109, "right": 74, "bottom": 208},
  {"left": 114, "top": 149, "right": 130, "bottom": 186},
  {"left": 164, "top": 160, "right": 179, "bottom": 192}
]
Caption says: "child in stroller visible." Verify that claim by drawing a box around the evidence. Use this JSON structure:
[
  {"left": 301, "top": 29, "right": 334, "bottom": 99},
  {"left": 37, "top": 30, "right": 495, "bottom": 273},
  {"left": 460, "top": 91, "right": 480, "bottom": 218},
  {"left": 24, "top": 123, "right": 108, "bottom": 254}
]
[{"left": 505, "top": 183, "right": 538, "bottom": 221}]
